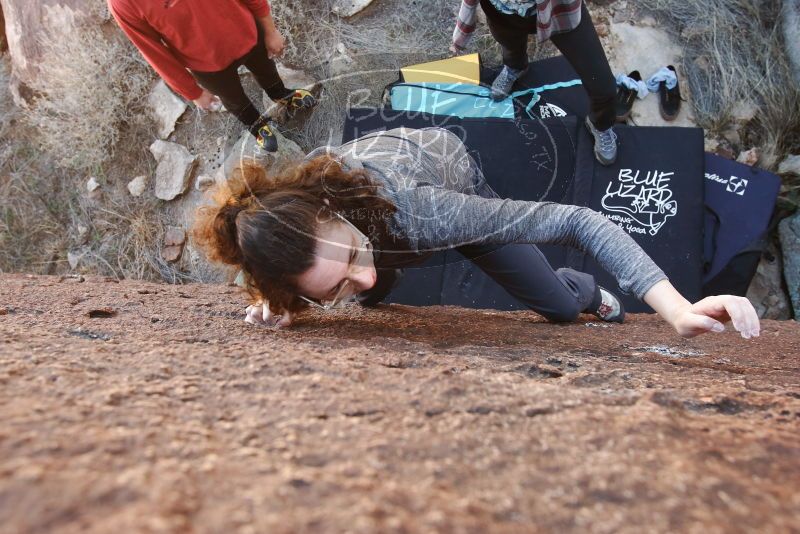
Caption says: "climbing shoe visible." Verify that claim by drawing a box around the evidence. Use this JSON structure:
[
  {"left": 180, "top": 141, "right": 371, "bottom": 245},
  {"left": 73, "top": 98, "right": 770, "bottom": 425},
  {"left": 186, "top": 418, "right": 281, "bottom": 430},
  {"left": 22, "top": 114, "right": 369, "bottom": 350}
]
[
  {"left": 659, "top": 65, "right": 681, "bottom": 121},
  {"left": 255, "top": 122, "right": 278, "bottom": 153},
  {"left": 585, "top": 116, "right": 618, "bottom": 166},
  {"left": 491, "top": 65, "right": 528, "bottom": 101},
  {"left": 276, "top": 89, "right": 317, "bottom": 116},
  {"left": 615, "top": 70, "right": 642, "bottom": 122},
  {"left": 592, "top": 286, "right": 625, "bottom": 323}
]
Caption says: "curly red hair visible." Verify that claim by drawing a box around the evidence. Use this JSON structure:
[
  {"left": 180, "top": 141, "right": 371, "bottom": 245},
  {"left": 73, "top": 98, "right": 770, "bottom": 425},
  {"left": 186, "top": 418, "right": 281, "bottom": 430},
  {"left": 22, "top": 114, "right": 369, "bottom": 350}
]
[{"left": 193, "top": 155, "right": 397, "bottom": 314}]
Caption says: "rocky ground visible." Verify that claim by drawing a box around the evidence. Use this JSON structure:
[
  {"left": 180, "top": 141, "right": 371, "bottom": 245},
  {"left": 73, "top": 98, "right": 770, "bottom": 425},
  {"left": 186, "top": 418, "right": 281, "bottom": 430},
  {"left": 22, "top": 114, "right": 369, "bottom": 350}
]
[{"left": 1, "top": 274, "right": 799, "bottom": 533}]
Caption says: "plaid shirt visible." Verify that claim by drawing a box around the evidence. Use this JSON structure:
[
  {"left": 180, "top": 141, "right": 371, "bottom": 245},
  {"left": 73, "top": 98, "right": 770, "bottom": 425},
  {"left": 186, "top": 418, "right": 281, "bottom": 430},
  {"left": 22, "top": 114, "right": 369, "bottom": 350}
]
[{"left": 452, "top": 0, "right": 582, "bottom": 49}]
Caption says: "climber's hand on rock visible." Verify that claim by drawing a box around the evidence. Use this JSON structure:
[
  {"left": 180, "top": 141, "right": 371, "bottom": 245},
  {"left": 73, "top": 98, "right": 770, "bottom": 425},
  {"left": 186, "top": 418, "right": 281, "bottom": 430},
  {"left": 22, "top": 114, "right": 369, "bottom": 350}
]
[
  {"left": 244, "top": 300, "right": 293, "bottom": 328},
  {"left": 671, "top": 295, "right": 760, "bottom": 339}
]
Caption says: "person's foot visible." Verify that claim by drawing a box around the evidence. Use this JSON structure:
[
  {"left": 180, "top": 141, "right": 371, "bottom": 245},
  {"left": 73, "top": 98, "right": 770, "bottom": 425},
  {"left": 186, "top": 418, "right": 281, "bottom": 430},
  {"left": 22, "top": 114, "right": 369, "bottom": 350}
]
[
  {"left": 491, "top": 65, "right": 528, "bottom": 101},
  {"left": 276, "top": 89, "right": 317, "bottom": 116},
  {"left": 659, "top": 65, "right": 681, "bottom": 121},
  {"left": 592, "top": 286, "right": 625, "bottom": 323},
  {"left": 255, "top": 122, "right": 278, "bottom": 153},
  {"left": 585, "top": 116, "right": 618, "bottom": 166},
  {"left": 615, "top": 70, "right": 642, "bottom": 122}
]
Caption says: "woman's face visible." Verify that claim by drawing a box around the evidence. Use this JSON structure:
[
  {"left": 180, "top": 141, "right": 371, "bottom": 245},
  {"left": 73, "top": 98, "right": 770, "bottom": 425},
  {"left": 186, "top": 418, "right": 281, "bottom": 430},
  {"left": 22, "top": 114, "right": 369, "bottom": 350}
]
[{"left": 295, "top": 220, "right": 377, "bottom": 304}]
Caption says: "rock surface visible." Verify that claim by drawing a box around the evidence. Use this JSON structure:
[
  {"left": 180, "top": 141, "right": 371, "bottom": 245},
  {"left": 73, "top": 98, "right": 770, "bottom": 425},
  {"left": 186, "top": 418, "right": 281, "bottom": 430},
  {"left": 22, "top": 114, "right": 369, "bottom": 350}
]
[
  {"left": 147, "top": 80, "right": 187, "bottom": 139},
  {"left": 778, "top": 213, "right": 800, "bottom": 318},
  {"left": 276, "top": 63, "right": 318, "bottom": 91},
  {"left": 0, "top": 274, "right": 798, "bottom": 532},
  {"left": 778, "top": 155, "right": 800, "bottom": 176},
  {"left": 149, "top": 140, "right": 198, "bottom": 201},
  {"left": 163, "top": 226, "right": 186, "bottom": 247},
  {"left": 329, "top": 42, "right": 356, "bottom": 78},
  {"left": 746, "top": 242, "right": 792, "bottom": 320},
  {"left": 195, "top": 174, "right": 216, "bottom": 191},
  {"left": 0, "top": 0, "right": 97, "bottom": 104},
  {"left": 66, "top": 246, "right": 89, "bottom": 270},
  {"left": 219, "top": 128, "right": 304, "bottom": 181},
  {"left": 784, "top": 0, "right": 800, "bottom": 84},
  {"left": 161, "top": 226, "right": 186, "bottom": 263},
  {"left": 331, "top": 0, "right": 376, "bottom": 18},
  {"left": 126, "top": 175, "right": 147, "bottom": 197},
  {"left": 85, "top": 176, "right": 100, "bottom": 193},
  {"left": 607, "top": 22, "right": 695, "bottom": 127},
  {"left": 161, "top": 245, "right": 183, "bottom": 263},
  {"left": 736, "top": 147, "right": 760, "bottom": 167}
]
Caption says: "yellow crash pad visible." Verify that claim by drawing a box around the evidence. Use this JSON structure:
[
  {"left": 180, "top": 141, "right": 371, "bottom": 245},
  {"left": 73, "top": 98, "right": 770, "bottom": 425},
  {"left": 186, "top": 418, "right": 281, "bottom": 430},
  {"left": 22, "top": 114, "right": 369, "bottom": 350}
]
[{"left": 400, "top": 53, "right": 481, "bottom": 85}]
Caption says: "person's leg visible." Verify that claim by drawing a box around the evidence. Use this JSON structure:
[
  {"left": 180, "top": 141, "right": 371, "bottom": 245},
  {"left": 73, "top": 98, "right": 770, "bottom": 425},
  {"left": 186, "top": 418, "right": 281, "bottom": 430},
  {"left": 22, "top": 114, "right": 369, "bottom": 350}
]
[
  {"left": 479, "top": 0, "right": 531, "bottom": 71},
  {"left": 456, "top": 242, "right": 600, "bottom": 322},
  {"left": 549, "top": 2, "right": 616, "bottom": 131},
  {"left": 241, "top": 29, "right": 292, "bottom": 101},
  {"left": 192, "top": 66, "right": 262, "bottom": 133}
]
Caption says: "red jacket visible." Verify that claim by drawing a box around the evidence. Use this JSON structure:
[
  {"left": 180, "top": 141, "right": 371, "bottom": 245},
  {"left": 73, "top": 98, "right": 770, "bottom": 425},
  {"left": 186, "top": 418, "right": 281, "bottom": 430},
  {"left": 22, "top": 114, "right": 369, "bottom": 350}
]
[{"left": 109, "top": 0, "right": 271, "bottom": 100}]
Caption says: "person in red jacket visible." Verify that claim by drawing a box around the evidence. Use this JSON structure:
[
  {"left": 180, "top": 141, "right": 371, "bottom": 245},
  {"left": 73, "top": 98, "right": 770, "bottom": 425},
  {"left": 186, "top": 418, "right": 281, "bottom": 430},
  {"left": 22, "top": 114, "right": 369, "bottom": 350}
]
[{"left": 109, "top": 0, "right": 316, "bottom": 152}]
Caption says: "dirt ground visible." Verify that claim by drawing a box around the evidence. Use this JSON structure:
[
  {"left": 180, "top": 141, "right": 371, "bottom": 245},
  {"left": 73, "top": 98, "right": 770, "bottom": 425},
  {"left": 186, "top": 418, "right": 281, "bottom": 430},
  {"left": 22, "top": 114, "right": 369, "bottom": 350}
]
[{"left": 1, "top": 274, "right": 799, "bottom": 533}]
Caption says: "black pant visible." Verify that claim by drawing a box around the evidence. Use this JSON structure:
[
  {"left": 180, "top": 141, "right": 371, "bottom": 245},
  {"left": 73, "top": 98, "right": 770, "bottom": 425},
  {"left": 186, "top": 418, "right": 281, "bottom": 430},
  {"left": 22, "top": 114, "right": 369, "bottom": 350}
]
[
  {"left": 191, "top": 26, "right": 290, "bottom": 135},
  {"left": 457, "top": 242, "right": 600, "bottom": 322},
  {"left": 480, "top": 0, "right": 616, "bottom": 130}
]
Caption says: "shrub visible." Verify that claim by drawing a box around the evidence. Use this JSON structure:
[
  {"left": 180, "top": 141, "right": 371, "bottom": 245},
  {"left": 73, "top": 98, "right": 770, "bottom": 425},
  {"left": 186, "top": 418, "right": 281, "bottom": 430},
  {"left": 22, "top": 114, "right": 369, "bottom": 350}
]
[
  {"left": 24, "top": 9, "right": 153, "bottom": 172},
  {"left": 635, "top": 0, "right": 800, "bottom": 208}
]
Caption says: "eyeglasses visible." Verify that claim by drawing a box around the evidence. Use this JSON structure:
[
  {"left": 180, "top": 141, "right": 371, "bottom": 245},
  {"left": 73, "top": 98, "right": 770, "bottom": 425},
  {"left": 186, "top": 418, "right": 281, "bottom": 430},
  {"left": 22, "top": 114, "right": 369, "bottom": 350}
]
[{"left": 298, "top": 213, "right": 373, "bottom": 311}]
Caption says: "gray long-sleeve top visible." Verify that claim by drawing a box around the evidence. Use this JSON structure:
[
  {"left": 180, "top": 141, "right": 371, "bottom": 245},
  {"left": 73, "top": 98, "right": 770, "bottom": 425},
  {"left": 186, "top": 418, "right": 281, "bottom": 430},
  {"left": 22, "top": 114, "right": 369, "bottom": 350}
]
[{"left": 308, "top": 127, "right": 667, "bottom": 300}]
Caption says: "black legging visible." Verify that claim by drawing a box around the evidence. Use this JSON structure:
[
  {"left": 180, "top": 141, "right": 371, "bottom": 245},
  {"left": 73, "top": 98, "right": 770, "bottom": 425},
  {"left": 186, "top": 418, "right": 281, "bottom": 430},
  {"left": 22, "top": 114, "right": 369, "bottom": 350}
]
[
  {"left": 480, "top": 0, "right": 616, "bottom": 130},
  {"left": 190, "top": 25, "right": 291, "bottom": 134}
]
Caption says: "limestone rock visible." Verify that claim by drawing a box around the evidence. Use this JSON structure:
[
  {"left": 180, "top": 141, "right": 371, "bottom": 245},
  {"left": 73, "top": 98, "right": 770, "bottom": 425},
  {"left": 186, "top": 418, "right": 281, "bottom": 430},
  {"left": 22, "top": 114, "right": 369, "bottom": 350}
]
[
  {"left": 331, "top": 0, "right": 376, "bottom": 18},
  {"left": 162, "top": 226, "right": 186, "bottom": 263},
  {"left": 783, "top": 0, "right": 800, "bottom": 84},
  {"left": 714, "top": 139, "right": 736, "bottom": 160},
  {"left": 195, "top": 174, "right": 216, "bottom": 191},
  {"left": 704, "top": 138, "right": 720, "bottom": 153},
  {"left": 329, "top": 43, "right": 355, "bottom": 78},
  {"left": 149, "top": 140, "right": 197, "bottom": 201},
  {"left": 147, "top": 80, "right": 187, "bottom": 139},
  {"left": 778, "top": 213, "right": 800, "bottom": 318},
  {"left": 736, "top": 147, "right": 760, "bottom": 167},
  {"left": 164, "top": 226, "right": 186, "bottom": 247},
  {"left": 221, "top": 128, "right": 304, "bottom": 181},
  {"left": 276, "top": 63, "right": 318, "bottom": 92},
  {"left": 746, "top": 242, "right": 792, "bottom": 320},
  {"left": 722, "top": 126, "right": 741, "bottom": 147},
  {"left": 67, "top": 246, "right": 90, "bottom": 270},
  {"left": 86, "top": 176, "right": 100, "bottom": 193},
  {"left": 731, "top": 99, "right": 758, "bottom": 125},
  {"left": 778, "top": 155, "right": 800, "bottom": 176},
  {"left": 1, "top": 0, "right": 96, "bottom": 105},
  {"left": 127, "top": 175, "right": 147, "bottom": 197},
  {"left": 161, "top": 245, "right": 183, "bottom": 263}
]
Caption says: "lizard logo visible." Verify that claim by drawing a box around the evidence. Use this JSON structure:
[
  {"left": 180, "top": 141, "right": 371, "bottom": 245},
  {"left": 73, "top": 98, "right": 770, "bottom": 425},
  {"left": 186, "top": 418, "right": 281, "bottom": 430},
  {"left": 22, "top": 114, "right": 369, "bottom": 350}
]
[{"left": 601, "top": 169, "right": 678, "bottom": 236}]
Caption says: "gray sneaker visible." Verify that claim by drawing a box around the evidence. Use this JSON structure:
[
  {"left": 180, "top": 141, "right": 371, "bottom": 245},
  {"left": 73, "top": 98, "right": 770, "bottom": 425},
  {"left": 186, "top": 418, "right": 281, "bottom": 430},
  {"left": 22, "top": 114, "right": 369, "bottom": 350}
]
[
  {"left": 585, "top": 117, "right": 618, "bottom": 166},
  {"left": 491, "top": 65, "right": 528, "bottom": 101}
]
